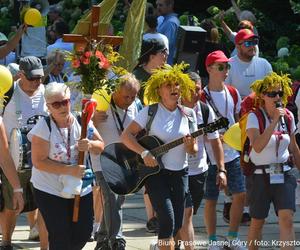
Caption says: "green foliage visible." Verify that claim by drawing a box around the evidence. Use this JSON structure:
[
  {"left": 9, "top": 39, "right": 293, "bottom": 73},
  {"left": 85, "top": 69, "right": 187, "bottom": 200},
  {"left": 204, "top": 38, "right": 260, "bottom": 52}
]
[
  {"left": 276, "top": 36, "right": 290, "bottom": 50},
  {"left": 272, "top": 59, "right": 290, "bottom": 74},
  {"left": 207, "top": 6, "right": 220, "bottom": 16},
  {"left": 0, "top": 1, "right": 13, "bottom": 35}
]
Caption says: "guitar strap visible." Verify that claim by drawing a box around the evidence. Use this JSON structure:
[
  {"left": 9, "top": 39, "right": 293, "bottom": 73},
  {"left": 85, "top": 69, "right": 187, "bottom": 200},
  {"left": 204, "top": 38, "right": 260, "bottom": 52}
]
[{"left": 145, "top": 103, "right": 158, "bottom": 135}]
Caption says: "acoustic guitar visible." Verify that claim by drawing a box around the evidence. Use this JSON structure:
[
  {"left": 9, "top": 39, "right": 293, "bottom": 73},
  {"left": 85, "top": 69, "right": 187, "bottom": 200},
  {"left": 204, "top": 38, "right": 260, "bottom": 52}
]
[{"left": 101, "top": 117, "right": 229, "bottom": 195}]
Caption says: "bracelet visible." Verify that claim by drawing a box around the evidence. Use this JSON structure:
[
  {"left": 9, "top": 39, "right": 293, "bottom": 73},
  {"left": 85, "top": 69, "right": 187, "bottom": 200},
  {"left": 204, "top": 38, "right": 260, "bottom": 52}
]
[
  {"left": 141, "top": 150, "right": 150, "bottom": 159},
  {"left": 13, "top": 188, "right": 23, "bottom": 193},
  {"left": 218, "top": 169, "right": 227, "bottom": 174}
]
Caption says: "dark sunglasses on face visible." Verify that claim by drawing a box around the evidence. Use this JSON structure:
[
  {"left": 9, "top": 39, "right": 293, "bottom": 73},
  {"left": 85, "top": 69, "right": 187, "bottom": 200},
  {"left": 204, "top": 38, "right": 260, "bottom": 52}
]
[
  {"left": 264, "top": 91, "right": 284, "bottom": 98},
  {"left": 25, "top": 75, "right": 42, "bottom": 82},
  {"left": 211, "top": 63, "right": 231, "bottom": 71},
  {"left": 240, "top": 39, "right": 259, "bottom": 48},
  {"left": 48, "top": 99, "right": 70, "bottom": 109}
]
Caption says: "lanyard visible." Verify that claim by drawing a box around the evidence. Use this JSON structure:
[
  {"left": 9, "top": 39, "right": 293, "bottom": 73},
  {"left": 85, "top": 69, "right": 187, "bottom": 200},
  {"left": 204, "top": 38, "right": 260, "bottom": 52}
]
[
  {"left": 110, "top": 98, "right": 128, "bottom": 134},
  {"left": 52, "top": 117, "right": 71, "bottom": 161}
]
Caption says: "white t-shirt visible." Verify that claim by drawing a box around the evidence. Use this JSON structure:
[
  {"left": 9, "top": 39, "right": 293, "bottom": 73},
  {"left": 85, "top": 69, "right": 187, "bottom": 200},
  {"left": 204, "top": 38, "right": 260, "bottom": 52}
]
[
  {"left": 225, "top": 55, "right": 272, "bottom": 98},
  {"left": 27, "top": 116, "right": 94, "bottom": 197},
  {"left": 246, "top": 111, "right": 296, "bottom": 165},
  {"left": 134, "top": 104, "right": 197, "bottom": 171},
  {"left": 143, "top": 33, "right": 169, "bottom": 53},
  {"left": 203, "top": 86, "right": 241, "bottom": 164},
  {"left": 188, "top": 102, "right": 219, "bottom": 176},
  {"left": 2, "top": 81, "right": 47, "bottom": 139},
  {"left": 92, "top": 101, "right": 139, "bottom": 172}
]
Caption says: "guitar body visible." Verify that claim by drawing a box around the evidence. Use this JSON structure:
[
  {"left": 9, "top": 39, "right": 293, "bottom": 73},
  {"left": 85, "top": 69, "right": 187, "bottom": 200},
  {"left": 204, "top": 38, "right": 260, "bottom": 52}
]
[{"left": 101, "top": 135, "right": 164, "bottom": 195}]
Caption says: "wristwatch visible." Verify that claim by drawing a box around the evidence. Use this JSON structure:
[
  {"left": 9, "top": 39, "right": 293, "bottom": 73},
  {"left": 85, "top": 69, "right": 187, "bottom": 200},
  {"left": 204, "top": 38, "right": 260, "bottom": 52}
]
[{"left": 141, "top": 150, "right": 150, "bottom": 159}]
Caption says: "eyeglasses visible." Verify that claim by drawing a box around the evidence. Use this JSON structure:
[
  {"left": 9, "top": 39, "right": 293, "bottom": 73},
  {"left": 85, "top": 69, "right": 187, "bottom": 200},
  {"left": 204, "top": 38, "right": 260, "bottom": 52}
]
[
  {"left": 25, "top": 75, "right": 42, "bottom": 82},
  {"left": 48, "top": 99, "right": 70, "bottom": 109},
  {"left": 158, "top": 49, "right": 168, "bottom": 55},
  {"left": 211, "top": 63, "right": 231, "bottom": 71},
  {"left": 240, "top": 39, "right": 259, "bottom": 48},
  {"left": 263, "top": 91, "right": 284, "bottom": 98}
]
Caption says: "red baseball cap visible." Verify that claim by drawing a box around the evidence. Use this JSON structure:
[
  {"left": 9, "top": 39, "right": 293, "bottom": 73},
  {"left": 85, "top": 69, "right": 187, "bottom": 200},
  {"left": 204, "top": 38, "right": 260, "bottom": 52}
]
[
  {"left": 235, "top": 29, "right": 258, "bottom": 44},
  {"left": 205, "top": 50, "right": 231, "bottom": 67}
]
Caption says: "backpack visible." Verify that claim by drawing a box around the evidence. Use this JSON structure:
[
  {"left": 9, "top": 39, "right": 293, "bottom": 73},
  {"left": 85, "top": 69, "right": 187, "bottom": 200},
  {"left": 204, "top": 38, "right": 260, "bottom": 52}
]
[
  {"left": 200, "top": 85, "right": 238, "bottom": 115},
  {"left": 286, "top": 81, "right": 300, "bottom": 125},
  {"left": 239, "top": 106, "right": 292, "bottom": 176}
]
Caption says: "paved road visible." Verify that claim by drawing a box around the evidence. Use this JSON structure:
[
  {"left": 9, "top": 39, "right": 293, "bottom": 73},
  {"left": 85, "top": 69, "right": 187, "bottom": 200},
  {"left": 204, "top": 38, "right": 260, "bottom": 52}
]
[{"left": 9, "top": 191, "right": 300, "bottom": 249}]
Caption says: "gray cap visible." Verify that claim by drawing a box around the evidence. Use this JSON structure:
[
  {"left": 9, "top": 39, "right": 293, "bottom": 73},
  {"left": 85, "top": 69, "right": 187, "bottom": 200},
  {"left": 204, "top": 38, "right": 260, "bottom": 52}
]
[{"left": 19, "top": 56, "right": 44, "bottom": 78}]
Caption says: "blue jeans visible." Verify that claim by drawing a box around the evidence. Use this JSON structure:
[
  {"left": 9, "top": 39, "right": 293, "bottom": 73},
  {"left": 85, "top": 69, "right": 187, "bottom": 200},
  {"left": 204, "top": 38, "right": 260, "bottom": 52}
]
[
  {"left": 145, "top": 168, "right": 188, "bottom": 239},
  {"left": 204, "top": 157, "right": 246, "bottom": 200},
  {"left": 95, "top": 171, "right": 125, "bottom": 246},
  {"left": 34, "top": 188, "right": 93, "bottom": 250}
]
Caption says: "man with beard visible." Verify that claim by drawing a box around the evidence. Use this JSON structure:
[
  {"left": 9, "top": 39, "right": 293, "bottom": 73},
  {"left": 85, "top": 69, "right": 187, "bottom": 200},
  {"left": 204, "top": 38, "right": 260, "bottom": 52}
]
[{"left": 225, "top": 29, "right": 272, "bottom": 98}]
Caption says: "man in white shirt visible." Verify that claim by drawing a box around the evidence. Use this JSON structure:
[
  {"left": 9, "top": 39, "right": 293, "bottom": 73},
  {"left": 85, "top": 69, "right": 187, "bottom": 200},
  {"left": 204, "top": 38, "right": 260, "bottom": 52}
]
[
  {"left": 1, "top": 56, "right": 48, "bottom": 250},
  {"left": 93, "top": 74, "right": 140, "bottom": 250},
  {"left": 225, "top": 29, "right": 272, "bottom": 98}
]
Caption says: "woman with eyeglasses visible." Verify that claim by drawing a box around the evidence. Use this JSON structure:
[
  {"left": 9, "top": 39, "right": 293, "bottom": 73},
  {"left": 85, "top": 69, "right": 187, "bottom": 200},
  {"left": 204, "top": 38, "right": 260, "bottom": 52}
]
[
  {"left": 245, "top": 72, "right": 300, "bottom": 250},
  {"left": 200, "top": 50, "right": 247, "bottom": 249},
  {"left": 28, "top": 82, "right": 104, "bottom": 250}
]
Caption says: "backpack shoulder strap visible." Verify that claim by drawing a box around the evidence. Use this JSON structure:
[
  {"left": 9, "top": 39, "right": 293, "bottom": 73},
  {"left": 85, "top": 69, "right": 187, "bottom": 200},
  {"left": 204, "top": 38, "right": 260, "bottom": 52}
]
[
  {"left": 44, "top": 116, "right": 52, "bottom": 132},
  {"left": 253, "top": 108, "right": 266, "bottom": 133},
  {"left": 226, "top": 85, "right": 238, "bottom": 113},
  {"left": 199, "top": 101, "right": 209, "bottom": 127},
  {"left": 199, "top": 91, "right": 207, "bottom": 103},
  {"left": 178, "top": 105, "right": 195, "bottom": 132},
  {"left": 284, "top": 108, "right": 293, "bottom": 134},
  {"left": 145, "top": 103, "right": 158, "bottom": 134}
]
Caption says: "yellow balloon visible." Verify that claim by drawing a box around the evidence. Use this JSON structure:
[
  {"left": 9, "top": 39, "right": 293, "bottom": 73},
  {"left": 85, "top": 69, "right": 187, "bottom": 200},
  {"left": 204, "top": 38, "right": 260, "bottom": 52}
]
[
  {"left": 223, "top": 122, "right": 242, "bottom": 151},
  {"left": 92, "top": 89, "right": 111, "bottom": 111},
  {"left": 24, "top": 8, "right": 42, "bottom": 27},
  {"left": 0, "top": 65, "right": 13, "bottom": 95}
]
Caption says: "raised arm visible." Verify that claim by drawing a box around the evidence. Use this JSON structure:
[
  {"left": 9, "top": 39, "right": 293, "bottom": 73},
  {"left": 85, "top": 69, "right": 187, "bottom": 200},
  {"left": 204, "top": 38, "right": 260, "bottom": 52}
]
[
  {"left": 0, "top": 24, "right": 26, "bottom": 59},
  {"left": 230, "top": 0, "right": 242, "bottom": 21}
]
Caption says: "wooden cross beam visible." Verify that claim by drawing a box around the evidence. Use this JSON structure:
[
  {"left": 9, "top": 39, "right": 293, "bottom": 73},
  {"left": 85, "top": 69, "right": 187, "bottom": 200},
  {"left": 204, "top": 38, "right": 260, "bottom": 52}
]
[{"left": 63, "top": 5, "right": 123, "bottom": 47}]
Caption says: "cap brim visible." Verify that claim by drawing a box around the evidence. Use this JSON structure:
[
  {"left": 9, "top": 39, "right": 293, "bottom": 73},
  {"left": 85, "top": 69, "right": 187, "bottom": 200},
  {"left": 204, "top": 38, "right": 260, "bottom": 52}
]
[
  {"left": 215, "top": 58, "right": 232, "bottom": 63},
  {"left": 28, "top": 68, "right": 44, "bottom": 77}
]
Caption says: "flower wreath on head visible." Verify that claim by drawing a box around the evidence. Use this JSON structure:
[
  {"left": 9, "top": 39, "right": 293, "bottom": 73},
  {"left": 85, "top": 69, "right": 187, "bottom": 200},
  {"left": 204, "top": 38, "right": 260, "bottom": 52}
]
[
  {"left": 250, "top": 72, "right": 293, "bottom": 107},
  {"left": 144, "top": 63, "right": 196, "bottom": 103}
]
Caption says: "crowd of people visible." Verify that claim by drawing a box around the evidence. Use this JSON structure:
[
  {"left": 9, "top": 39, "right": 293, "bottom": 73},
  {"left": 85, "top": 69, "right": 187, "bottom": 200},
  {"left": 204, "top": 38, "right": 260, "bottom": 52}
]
[{"left": 0, "top": 0, "right": 299, "bottom": 250}]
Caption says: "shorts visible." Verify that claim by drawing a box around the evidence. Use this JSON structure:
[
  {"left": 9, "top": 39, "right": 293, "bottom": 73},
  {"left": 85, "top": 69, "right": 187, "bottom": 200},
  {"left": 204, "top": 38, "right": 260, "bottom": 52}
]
[
  {"left": 185, "top": 171, "right": 207, "bottom": 214},
  {"left": 204, "top": 157, "right": 246, "bottom": 200},
  {"left": 248, "top": 171, "right": 297, "bottom": 219},
  {"left": 2, "top": 169, "right": 37, "bottom": 212}
]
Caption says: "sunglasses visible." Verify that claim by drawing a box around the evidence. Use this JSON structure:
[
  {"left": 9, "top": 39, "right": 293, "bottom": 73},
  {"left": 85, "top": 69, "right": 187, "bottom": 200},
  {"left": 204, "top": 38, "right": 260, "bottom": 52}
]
[
  {"left": 211, "top": 63, "right": 231, "bottom": 71},
  {"left": 48, "top": 99, "right": 70, "bottom": 109},
  {"left": 264, "top": 91, "right": 284, "bottom": 98},
  {"left": 25, "top": 75, "right": 42, "bottom": 82},
  {"left": 240, "top": 39, "right": 259, "bottom": 48}
]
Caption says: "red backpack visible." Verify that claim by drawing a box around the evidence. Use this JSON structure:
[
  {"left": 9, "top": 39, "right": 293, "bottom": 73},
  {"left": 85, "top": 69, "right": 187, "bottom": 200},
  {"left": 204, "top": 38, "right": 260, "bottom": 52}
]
[
  {"left": 286, "top": 81, "right": 300, "bottom": 125},
  {"left": 200, "top": 85, "right": 238, "bottom": 114}
]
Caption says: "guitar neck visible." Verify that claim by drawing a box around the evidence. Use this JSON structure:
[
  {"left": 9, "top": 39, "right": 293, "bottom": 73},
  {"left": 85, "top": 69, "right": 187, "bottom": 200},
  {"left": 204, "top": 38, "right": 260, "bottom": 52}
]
[{"left": 152, "top": 128, "right": 205, "bottom": 156}]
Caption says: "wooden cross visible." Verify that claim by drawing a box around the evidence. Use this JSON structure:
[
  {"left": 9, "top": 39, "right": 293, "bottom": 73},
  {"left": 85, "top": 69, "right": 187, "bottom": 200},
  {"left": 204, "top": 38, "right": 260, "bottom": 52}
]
[{"left": 63, "top": 5, "right": 123, "bottom": 48}]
